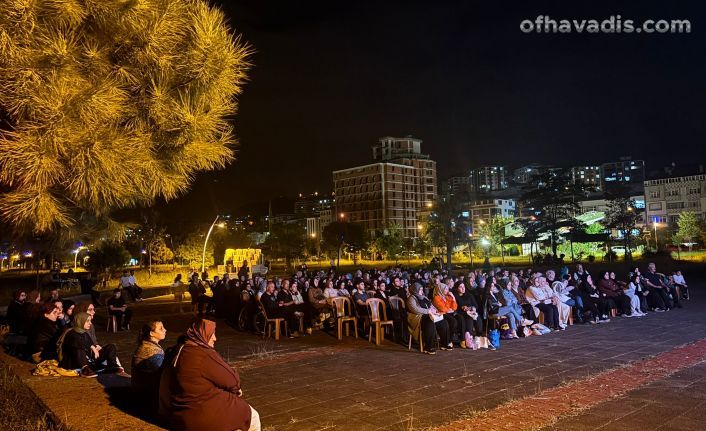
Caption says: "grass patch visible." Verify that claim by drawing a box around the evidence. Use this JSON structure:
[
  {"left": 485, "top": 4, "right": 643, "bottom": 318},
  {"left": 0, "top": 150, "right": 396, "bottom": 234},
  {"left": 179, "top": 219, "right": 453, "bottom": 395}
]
[{"left": 0, "top": 360, "right": 65, "bottom": 431}]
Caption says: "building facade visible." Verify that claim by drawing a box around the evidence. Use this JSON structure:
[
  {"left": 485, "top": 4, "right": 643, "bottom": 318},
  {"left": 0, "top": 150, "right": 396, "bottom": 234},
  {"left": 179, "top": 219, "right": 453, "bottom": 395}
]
[
  {"left": 467, "top": 199, "right": 516, "bottom": 233},
  {"left": 570, "top": 166, "right": 602, "bottom": 191},
  {"left": 601, "top": 158, "right": 645, "bottom": 188},
  {"left": 644, "top": 174, "right": 706, "bottom": 225},
  {"left": 470, "top": 166, "right": 508, "bottom": 193},
  {"left": 333, "top": 137, "right": 437, "bottom": 238}
]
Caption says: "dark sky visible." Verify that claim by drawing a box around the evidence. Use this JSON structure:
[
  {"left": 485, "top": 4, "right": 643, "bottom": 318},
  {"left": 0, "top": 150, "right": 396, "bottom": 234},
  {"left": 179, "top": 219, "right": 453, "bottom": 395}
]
[{"left": 157, "top": 0, "right": 706, "bottom": 222}]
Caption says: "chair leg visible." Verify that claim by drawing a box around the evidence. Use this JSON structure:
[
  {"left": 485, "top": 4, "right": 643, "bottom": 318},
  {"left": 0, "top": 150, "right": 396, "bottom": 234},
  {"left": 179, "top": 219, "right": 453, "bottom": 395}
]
[
  {"left": 337, "top": 319, "right": 342, "bottom": 340},
  {"left": 352, "top": 320, "right": 358, "bottom": 339},
  {"left": 274, "top": 321, "right": 280, "bottom": 341}
]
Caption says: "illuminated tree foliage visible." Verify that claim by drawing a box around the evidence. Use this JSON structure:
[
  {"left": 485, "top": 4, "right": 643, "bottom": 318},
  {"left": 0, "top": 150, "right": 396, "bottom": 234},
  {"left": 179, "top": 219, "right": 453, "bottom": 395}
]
[{"left": 0, "top": 0, "right": 251, "bottom": 235}]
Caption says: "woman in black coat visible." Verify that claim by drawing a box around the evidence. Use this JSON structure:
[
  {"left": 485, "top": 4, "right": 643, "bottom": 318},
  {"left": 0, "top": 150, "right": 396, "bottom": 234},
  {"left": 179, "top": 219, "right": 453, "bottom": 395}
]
[{"left": 59, "top": 312, "right": 122, "bottom": 377}]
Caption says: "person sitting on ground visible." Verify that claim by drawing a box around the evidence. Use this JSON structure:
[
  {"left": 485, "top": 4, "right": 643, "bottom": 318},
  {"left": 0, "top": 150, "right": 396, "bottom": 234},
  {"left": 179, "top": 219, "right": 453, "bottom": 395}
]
[
  {"left": 29, "top": 302, "right": 62, "bottom": 363},
  {"left": 159, "top": 319, "right": 260, "bottom": 431},
  {"left": 132, "top": 321, "right": 167, "bottom": 412},
  {"left": 406, "top": 282, "right": 449, "bottom": 354},
  {"left": 625, "top": 274, "right": 647, "bottom": 317},
  {"left": 432, "top": 282, "right": 459, "bottom": 345},
  {"left": 58, "top": 312, "right": 123, "bottom": 377},
  {"left": 598, "top": 271, "right": 632, "bottom": 316},
  {"left": 57, "top": 299, "right": 75, "bottom": 330},
  {"left": 6, "top": 289, "right": 27, "bottom": 334},
  {"left": 671, "top": 270, "right": 689, "bottom": 300},
  {"left": 44, "top": 287, "right": 61, "bottom": 304},
  {"left": 525, "top": 276, "right": 561, "bottom": 331},
  {"left": 452, "top": 282, "right": 483, "bottom": 349},
  {"left": 107, "top": 288, "right": 133, "bottom": 330}
]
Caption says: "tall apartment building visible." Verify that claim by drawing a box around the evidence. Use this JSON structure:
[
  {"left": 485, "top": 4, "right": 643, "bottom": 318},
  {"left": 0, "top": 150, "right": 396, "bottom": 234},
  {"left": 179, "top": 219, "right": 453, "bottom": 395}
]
[
  {"left": 570, "top": 165, "right": 602, "bottom": 191},
  {"left": 512, "top": 164, "right": 557, "bottom": 185},
  {"left": 444, "top": 175, "right": 471, "bottom": 196},
  {"left": 333, "top": 136, "right": 437, "bottom": 238},
  {"left": 470, "top": 166, "right": 508, "bottom": 193},
  {"left": 468, "top": 199, "right": 516, "bottom": 234},
  {"left": 644, "top": 174, "right": 706, "bottom": 225},
  {"left": 601, "top": 158, "right": 645, "bottom": 188}
]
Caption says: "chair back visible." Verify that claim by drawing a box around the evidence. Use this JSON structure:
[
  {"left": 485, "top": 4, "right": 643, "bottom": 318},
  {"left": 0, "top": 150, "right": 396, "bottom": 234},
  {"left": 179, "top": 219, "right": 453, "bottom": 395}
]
[
  {"left": 256, "top": 298, "right": 270, "bottom": 320},
  {"left": 389, "top": 296, "right": 405, "bottom": 312},
  {"left": 366, "top": 297, "right": 388, "bottom": 322},
  {"left": 331, "top": 296, "right": 352, "bottom": 318},
  {"left": 366, "top": 290, "right": 377, "bottom": 300}
]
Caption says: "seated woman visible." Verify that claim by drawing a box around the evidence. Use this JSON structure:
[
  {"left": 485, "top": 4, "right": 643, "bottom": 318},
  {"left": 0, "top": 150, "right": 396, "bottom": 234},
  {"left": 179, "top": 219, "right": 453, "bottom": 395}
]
[
  {"left": 59, "top": 312, "right": 122, "bottom": 377},
  {"left": 406, "top": 282, "right": 449, "bottom": 354},
  {"left": 508, "top": 276, "right": 536, "bottom": 322},
  {"left": 432, "top": 283, "right": 458, "bottom": 347},
  {"left": 486, "top": 280, "right": 521, "bottom": 338},
  {"left": 29, "top": 302, "right": 62, "bottom": 363},
  {"left": 451, "top": 282, "right": 482, "bottom": 349},
  {"left": 598, "top": 271, "right": 632, "bottom": 316},
  {"left": 625, "top": 274, "right": 647, "bottom": 317},
  {"left": 159, "top": 319, "right": 260, "bottom": 431},
  {"left": 323, "top": 280, "right": 339, "bottom": 303},
  {"left": 335, "top": 280, "right": 351, "bottom": 298},
  {"left": 525, "top": 276, "right": 561, "bottom": 331},
  {"left": 629, "top": 267, "right": 650, "bottom": 313},
  {"left": 58, "top": 299, "right": 75, "bottom": 330},
  {"left": 551, "top": 275, "right": 585, "bottom": 323},
  {"left": 579, "top": 275, "right": 611, "bottom": 323},
  {"left": 132, "top": 321, "right": 167, "bottom": 413}
]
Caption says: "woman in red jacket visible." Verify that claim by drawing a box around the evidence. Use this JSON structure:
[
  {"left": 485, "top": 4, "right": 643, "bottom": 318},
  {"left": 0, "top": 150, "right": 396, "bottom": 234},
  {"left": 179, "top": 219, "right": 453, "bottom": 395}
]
[
  {"left": 432, "top": 282, "right": 458, "bottom": 348},
  {"left": 160, "top": 319, "right": 260, "bottom": 431}
]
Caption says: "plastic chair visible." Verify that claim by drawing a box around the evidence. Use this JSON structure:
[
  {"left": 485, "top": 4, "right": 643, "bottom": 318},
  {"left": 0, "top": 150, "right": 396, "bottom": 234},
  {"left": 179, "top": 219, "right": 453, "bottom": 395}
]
[
  {"left": 366, "top": 298, "right": 394, "bottom": 345},
  {"left": 331, "top": 297, "right": 357, "bottom": 340},
  {"left": 257, "top": 300, "right": 287, "bottom": 341}
]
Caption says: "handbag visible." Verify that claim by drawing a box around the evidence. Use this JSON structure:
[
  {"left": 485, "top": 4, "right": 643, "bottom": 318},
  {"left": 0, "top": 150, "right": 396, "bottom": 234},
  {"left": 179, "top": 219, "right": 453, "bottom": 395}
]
[{"left": 488, "top": 329, "right": 501, "bottom": 349}]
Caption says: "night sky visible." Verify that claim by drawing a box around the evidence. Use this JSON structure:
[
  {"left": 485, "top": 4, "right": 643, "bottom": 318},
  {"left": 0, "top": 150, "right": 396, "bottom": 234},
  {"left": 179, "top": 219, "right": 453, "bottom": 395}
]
[{"left": 157, "top": 0, "right": 706, "bottom": 222}]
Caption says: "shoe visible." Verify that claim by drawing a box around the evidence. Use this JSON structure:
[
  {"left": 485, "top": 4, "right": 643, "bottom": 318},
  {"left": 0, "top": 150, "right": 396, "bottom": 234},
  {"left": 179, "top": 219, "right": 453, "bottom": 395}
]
[
  {"left": 655, "top": 308, "right": 665, "bottom": 312},
  {"left": 305, "top": 327, "right": 313, "bottom": 335},
  {"left": 488, "top": 343, "right": 496, "bottom": 351},
  {"left": 424, "top": 349, "right": 436, "bottom": 355},
  {"left": 460, "top": 341, "right": 466, "bottom": 349},
  {"left": 558, "top": 324, "right": 567, "bottom": 330},
  {"left": 104, "top": 366, "right": 125, "bottom": 374},
  {"left": 590, "top": 319, "right": 598, "bottom": 324},
  {"left": 81, "top": 368, "right": 97, "bottom": 378},
  {"left": 624, "top": 314, "right": 634, "bottom": 318},
  {"left": 600, "top": 318, "right": 611, "bottom": 323}
]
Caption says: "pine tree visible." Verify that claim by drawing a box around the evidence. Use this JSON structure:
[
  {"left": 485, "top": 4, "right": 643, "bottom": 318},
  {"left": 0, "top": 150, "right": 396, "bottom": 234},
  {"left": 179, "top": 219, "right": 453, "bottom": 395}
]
[{"left": 0, "top": 0, "right": 251, "bottom": 235}]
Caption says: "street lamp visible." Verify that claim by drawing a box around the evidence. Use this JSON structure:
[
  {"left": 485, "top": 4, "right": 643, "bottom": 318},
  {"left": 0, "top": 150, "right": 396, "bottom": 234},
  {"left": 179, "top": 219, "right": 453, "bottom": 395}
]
[
  {"left": 73, "top": 246, "right": 88, "bottom": 269},
  {"left": 339, "top": 212, "right": 345, "bottom": 220},
  {"left": 202, "top": 216, "right": 225, "bottom": 273},
  {"left": 653, "top": 221, "right": 661, "bottom": 250}
]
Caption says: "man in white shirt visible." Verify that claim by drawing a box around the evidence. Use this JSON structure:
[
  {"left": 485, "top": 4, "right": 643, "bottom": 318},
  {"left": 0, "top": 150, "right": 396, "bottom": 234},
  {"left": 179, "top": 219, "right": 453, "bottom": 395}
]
[
  {"left": 118, "top": 269, "right": 143, "bottom": 302},
  {"left": 672, "top": 270, "right": 689, "bottom": 300}
]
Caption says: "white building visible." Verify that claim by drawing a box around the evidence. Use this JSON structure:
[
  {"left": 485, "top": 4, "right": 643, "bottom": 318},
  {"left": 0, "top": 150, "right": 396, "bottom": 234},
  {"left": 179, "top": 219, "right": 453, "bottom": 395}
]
[{"left": 644, "top": 174, "right": 706, "bottom": 225}]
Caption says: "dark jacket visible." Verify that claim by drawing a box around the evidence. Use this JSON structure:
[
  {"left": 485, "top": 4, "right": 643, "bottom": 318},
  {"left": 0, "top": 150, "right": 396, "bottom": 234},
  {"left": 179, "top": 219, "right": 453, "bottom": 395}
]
[
  {"left": 59, "top": 330, "right": 93, "bottom": 369},
  {"left": 160, "top": 344, "right": 251, "bottom": 431},
  {"left": 30, "top": 317, "right": 60, "bottom": 360},
  {"left": 598, "top": 279, "right": 623, "bottom": 298}
]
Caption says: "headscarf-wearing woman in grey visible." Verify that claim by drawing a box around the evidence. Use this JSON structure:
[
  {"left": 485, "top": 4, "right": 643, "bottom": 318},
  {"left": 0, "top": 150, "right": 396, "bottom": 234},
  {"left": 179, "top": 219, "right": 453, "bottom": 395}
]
[
  {"left": 74, "top": 302, "right": 98, "bottom": 344},
  {"left": 405, "top": 283, "right": 450, "bottom": 354}
]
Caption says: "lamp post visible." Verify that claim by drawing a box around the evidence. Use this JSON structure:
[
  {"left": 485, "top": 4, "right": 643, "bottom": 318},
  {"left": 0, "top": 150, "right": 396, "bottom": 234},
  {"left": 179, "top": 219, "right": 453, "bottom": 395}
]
[
  {"left": 653, "top": 221, "right": 660, "bottom": 251},
  {"left": 202, "top": 216, "right": 225, "bottom": 274},
  {"left": 73, "top": 246, "right": 87, "bottom": 269}
]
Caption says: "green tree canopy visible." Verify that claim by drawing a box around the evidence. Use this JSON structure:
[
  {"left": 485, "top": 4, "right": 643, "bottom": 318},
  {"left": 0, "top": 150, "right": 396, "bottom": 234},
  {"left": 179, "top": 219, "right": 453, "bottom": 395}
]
[
  {"left": 676, "top": 211, "right": 701, "bottom": 251},
  {"left": 86, "top": 240, "right": 130, "bottom": 272},
  {"left": 603, "top": 196, "right": 641, "bottom": 260},
  {"left": 0, "top": 0, "right": 251, "bottom": 235}
]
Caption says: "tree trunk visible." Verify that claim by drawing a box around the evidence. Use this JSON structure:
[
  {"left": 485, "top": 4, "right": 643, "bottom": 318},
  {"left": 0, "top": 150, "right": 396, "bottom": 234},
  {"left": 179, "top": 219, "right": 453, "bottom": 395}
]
[{"left": 445, "top": 232, "right": 453, "bottom": 271}]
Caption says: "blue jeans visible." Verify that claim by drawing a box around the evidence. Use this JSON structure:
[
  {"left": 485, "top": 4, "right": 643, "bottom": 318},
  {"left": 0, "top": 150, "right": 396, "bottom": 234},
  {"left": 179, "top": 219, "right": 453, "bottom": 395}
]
[
  {"left": 498, "top": 306, "right": 522, "bottom": 331},
  {"left": 564, "top": 297, "right": 584, "bottom": 310}
]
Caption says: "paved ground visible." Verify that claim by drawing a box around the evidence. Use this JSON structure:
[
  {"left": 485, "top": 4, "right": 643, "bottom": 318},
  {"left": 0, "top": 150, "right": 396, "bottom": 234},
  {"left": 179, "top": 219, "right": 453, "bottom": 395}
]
[{"left": 3, "top": 276, "right": 706, "bottom": 431}]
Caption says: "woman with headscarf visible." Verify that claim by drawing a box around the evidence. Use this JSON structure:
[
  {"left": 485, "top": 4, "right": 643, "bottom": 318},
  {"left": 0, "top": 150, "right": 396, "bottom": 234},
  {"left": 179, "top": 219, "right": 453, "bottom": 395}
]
[
  {"left": 57, "top": 299, "right": 75, "bottom": 330},
  {"left": 405, "top": 282, "right": 449, "bottom": 355},
  {"left": 431, "top": 282, "right": 458, "bottom": 347},
  {"left": 159, "top": 319, "right": 260, "bottom": 431},
  {"left": 58, "top": 312, "right": 122, "bottom": 377},
  {"left": 132, "top": 321, "right": 167, "bottom": 414}
]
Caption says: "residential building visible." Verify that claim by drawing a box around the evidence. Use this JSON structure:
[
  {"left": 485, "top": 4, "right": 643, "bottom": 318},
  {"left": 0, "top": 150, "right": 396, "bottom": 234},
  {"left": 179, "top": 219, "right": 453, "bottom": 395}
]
[
  {"left": 444, "top": 175, "right": 471, "bottom": 196},
  {"left": 512, "top": 164, "right": 557, "bottom": 185},
  {"left": 470, "top": 166, "right": 508, "bottom": 193},
  {"left": 294, "top": 192, "right": 334, "bottom": 217},
  {"left": 644, "top": 174, "right": 706, "bottom": 225},
  {"left": 601, "top": 158, "right": 645, "bottom": 188},
  {"left": 468, "top": 199, "right": 516, "bottom": 233},
  {"left": 570, "top": 165, "right": 602, "bottom": 191},
  {"left": 333, "top": 136, "right": 437, "bottom": 238}
]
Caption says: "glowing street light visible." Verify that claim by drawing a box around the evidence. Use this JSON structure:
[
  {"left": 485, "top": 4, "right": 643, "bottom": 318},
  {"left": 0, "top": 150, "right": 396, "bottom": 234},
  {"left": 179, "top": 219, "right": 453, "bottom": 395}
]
[
  {"left": 653, "top": 221, "right": 662, "bottom": 250},
  {"left": 339, "top": 212, "right": 345, "bottom": 220},
  {"left": 73, "top": 246, "right": 88, "bottom": 269},
  {"left": 202, "top": 216, "right": 226, "bottom": 273}
]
